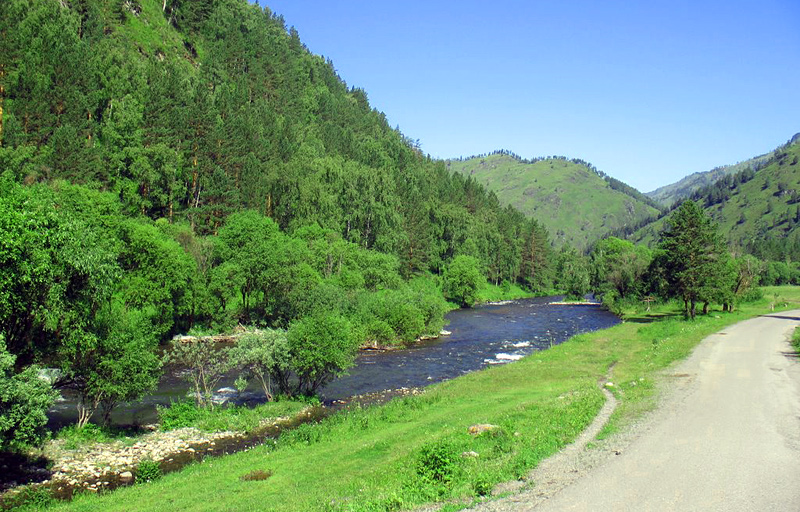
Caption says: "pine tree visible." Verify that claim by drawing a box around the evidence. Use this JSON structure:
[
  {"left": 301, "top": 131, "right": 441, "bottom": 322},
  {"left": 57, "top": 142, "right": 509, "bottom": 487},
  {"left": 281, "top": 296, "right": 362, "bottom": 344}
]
[{"left": 658, "top": 200, "right": 725, "bottom": 319}]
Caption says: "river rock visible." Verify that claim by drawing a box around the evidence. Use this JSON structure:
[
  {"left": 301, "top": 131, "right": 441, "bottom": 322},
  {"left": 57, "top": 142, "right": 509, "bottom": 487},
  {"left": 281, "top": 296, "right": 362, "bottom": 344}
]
[
  {"left": 468, "top": 424, "right": 500, "bottom": 435},
  {"left": 119, "top": 471, "right": 133, "bottom": 483},
  {"left": 461, "top": 451, "right": 480, "bottom": 458}
]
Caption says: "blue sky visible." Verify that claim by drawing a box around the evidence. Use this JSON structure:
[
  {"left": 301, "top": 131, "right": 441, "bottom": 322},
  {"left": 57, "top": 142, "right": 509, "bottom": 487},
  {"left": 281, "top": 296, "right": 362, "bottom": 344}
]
[{"left": 257, "top": 1, "right": 800, "bottom": 192}]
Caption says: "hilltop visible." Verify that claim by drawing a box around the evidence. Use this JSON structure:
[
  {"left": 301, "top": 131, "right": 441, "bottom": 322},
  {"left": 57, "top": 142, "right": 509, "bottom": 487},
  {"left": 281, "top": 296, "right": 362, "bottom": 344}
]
[
  {"left": 629, "top": 135, "right": 800, "bottom": 258},
  {"left": 645, "top": 137, "right": 798, "bottom": 207},
  {"left": 447, "top": 152, "right": 661, "bottom": 251}
]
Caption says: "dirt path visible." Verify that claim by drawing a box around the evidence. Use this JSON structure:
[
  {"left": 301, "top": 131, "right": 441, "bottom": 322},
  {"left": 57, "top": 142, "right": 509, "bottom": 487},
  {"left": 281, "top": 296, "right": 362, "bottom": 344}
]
[{"left": 474, "top": 311, "right": 800, "bottom": 511}]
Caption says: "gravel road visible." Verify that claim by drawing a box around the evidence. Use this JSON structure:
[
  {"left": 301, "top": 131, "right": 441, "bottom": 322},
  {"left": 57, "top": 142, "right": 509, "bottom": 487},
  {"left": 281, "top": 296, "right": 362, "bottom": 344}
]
[{"left": 473, "top": 311, "right": 800, "bottom": 512}]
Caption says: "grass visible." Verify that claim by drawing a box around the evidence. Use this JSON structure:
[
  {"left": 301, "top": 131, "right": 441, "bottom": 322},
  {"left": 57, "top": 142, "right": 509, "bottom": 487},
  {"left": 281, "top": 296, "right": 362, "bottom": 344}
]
[
  {"left": 45, "top": 287, "right": 800, "bottom": 512},
  {"left": 475, "top": 282, "right": 536, "bottom": 303},
  {"left": 447, "top": 154, "right": 659, "bottom": 250},
  {"left": 632, "top": 140, "right": 800, "bottom": 247},
  {"left": 157, "top": 399, "right": 314, "bottom": 433}
]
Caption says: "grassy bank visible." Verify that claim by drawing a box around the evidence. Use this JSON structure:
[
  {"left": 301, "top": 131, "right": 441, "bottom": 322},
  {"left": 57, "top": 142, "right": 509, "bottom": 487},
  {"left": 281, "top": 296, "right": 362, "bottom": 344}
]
[
  {"left": 475, "top": 282, "right": 540, "bottom": 303},
  {"left": 38, "top": 287, "right": 800, "bottom": 512}
]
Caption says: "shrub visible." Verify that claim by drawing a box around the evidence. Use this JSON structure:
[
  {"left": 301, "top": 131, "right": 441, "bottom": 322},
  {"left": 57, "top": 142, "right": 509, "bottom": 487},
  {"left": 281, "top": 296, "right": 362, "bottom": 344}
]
[
  {"left": 415, "top": 439, "right": 460, "bottom": 484},
  {"left": 136, "top": 459, "right": 162, "bottom": 483},
  {"left": 158, "top": 399, "right": 203, "bottom": 431},
  {"left": 288, "top": 314, "right": 359, "bottom": 395},
  {"left": 443, "top": 255, "right": 484, "bottom": 308},
  {"left": 0, "top": 336, "right": 57, "bottom": 450}
]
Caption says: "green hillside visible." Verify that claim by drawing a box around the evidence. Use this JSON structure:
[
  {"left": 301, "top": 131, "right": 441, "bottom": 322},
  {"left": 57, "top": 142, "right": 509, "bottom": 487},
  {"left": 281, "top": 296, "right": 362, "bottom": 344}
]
[
  {"left": 447, "top": 153, "right": 661, "bottom": 251},
  {"left": 630, "top": 137, "right": 800, "bottom": 256},
  {"left": 645, "top": 138, "right": 795, "bottom": 207}
]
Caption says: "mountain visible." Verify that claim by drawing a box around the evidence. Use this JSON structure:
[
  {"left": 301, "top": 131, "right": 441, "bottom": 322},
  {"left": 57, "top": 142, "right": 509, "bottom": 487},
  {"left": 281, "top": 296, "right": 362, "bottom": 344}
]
[
  {"left": 629, "top": 135, "right": 800, "bottom": 258},
  {"left": 0, "top": 0, "right": 553, "bottom": 285},
  {"left": 644, "top": 138, "right": 798, "bottom": 207},
  {"left": 446, "top": 152, "right": 662, "bottom": 251}
]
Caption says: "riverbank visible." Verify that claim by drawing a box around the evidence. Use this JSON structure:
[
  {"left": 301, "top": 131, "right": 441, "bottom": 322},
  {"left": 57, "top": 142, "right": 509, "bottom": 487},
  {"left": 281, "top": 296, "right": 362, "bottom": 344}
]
[{"left": 21, "top": 287, "right": 800, "bottom": 512}]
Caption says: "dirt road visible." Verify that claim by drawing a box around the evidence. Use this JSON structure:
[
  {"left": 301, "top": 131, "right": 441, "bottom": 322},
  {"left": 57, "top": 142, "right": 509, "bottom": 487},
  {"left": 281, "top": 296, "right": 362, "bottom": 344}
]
[{"left": 477, "top": 311, "right": 800, "bottom": 511}]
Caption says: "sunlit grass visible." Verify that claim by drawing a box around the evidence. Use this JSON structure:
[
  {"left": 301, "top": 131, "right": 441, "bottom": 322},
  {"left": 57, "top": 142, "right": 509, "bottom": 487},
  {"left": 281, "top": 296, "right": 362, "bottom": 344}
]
[{"left": 47, "top": 287, "right": 800, "bottom": 512}]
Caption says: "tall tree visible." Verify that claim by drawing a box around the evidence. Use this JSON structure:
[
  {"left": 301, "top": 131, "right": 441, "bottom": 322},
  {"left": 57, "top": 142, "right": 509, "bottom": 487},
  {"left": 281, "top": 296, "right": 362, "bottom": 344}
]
[{"left": 657, "top": 200, "right": 725, "bottom": 319}]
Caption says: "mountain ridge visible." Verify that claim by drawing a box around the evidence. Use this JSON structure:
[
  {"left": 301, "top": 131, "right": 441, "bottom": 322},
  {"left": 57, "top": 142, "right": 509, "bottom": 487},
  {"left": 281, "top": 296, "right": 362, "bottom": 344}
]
[{"left": 446, "top": 151, "right": 661, "bottom": 251}]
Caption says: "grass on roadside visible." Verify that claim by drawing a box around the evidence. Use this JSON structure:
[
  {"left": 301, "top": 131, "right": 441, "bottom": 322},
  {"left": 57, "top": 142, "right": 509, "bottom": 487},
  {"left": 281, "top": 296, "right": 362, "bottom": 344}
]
[{"left": 45, "top": 287, "right": 800, "bottom": 512}]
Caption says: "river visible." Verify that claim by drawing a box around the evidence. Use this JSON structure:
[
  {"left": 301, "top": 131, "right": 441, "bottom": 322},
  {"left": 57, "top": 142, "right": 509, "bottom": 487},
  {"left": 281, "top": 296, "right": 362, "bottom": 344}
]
[{"left": 47, "top": 297, "right": 619, "bottom": 427}]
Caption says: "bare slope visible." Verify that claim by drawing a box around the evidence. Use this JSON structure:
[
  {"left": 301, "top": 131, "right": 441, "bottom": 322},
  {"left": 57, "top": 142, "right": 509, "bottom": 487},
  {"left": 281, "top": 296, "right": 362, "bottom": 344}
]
[{"left": 447, "top": 154, "right": 660, "bottom": 251}]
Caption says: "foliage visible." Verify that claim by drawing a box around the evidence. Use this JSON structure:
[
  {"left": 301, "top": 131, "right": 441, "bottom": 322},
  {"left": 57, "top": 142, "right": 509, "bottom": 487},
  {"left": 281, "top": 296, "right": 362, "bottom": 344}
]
[
  {"left": 443, "top": 255, "right": 484, "bottom": 307},
  {"left": 0, "top": 336, "right": 57, "bottom": 450},
  {"left": 555, "top": 248, "right": 591, "bottom": 300},
  {"left": 590, "top": 237, "right": 652, "bottom": 300},
  {"left": 157, "top": 398, "right": 310, "bottom": 433},
  {"left": 57, "top": 307, "right": 162, "bottom": 427},
  {"left": 136, "top": 459, "right": 162, "bottom": 483},
  {"left": 163, "top": 342, "right": 229, "bottom": 409},
  {"left": 656, "top": 200, "right": 725, "bottom": 319},
  {"left": 288, "top": 314, "right": 359, "bottom": 395},
  {"left": 415, "top": 438, "right": 462, "bottom": 484},
  {"left": 227, "top": 329, "right": 291, "bottom": 400}
]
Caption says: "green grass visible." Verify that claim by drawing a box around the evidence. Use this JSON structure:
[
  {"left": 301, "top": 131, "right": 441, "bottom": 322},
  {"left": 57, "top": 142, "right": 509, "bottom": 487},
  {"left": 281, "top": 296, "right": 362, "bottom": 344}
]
[
  {"left": 447, "top": 154, "right": 659, "bottom": 250},
  {"left": 475, "top": 282, "right": 536, "bottom": 303},
  {"left": 157, "top": 399, "right": 314, "bottom": 433},
  {"left": 46, "top": 287, "right": 800, "bottom": 512},
  {"left": 632, "top": 140, "right": 800, "bottom": 247},
  {"left": 791, "top": 326, "right": 800, "bottom": 352}
]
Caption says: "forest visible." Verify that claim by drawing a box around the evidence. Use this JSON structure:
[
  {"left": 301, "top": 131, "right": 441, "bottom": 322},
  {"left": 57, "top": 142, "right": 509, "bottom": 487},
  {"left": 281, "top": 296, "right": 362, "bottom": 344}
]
[{"left": 0, "top": 0, "right": 793, "bottom": 457}]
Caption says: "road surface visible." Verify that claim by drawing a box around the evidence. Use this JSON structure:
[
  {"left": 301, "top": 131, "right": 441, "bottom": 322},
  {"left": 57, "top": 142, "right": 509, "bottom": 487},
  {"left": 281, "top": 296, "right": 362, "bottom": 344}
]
[{"left": 478, "top": 311, "right": 800, "bottom": 511}]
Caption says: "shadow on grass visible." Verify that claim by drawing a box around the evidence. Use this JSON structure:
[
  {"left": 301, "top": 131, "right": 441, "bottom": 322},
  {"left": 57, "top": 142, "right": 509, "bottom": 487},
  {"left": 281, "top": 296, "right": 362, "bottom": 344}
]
[{"left": 624, "top": 311, "right": 683, "bottom": 324}]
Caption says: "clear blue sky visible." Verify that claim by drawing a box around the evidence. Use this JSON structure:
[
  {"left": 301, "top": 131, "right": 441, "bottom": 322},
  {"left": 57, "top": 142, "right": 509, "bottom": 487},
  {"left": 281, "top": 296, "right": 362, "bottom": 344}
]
[{"left": 256, "top": 0, "right": 800, "bottom": 192}]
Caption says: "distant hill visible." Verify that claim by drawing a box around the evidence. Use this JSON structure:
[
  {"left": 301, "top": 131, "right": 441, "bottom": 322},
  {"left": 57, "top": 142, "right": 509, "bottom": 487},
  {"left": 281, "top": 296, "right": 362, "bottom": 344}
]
[
  {"left": 629, "top": 135, "right": 800, "bottom": 256},
  {"left": 446, "top": 152, "right": 661, "bottom": 251},
  {"left": 645, "top": 136, "right": 799, "bottom": 207}
]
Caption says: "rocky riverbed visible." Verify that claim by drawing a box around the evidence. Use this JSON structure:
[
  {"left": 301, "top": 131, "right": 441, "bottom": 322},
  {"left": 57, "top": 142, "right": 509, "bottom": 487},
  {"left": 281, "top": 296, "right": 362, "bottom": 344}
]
[{"left": 0, "top": 413, "right": 304, "bottom": 504}]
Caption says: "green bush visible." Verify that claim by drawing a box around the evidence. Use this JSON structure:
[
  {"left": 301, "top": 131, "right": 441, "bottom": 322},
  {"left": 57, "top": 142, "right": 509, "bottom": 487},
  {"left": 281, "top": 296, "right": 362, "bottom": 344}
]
[
  {"left": 158, "top": 399, "right": 203, "bottom": 431},
  {"left": 136, "top": 459, "right": 162, "bottom": 483},
  {"left": 4, "top": 485, "right": 55, "bottom": 510},
  {"left": 0, "top": 336, "right": 57, "bottom": 450},
  {"left": 415, "top": 439, "right": 461, "bottom": 484},
  {"left": 443, "top": 255, "right": 484, "bottom": 308}
]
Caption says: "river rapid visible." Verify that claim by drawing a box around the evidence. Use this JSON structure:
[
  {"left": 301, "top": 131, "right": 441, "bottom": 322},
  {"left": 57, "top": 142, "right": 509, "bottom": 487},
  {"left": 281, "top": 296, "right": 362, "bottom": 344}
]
[{"left": 47, "top": 297, "right": 619, "bottom": 427}]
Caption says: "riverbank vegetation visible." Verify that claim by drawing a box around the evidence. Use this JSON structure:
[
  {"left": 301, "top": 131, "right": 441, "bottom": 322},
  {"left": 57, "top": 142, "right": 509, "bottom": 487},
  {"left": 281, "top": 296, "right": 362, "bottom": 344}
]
[{"left": 23, "top": 287, "right": 795, "bottom": 512}]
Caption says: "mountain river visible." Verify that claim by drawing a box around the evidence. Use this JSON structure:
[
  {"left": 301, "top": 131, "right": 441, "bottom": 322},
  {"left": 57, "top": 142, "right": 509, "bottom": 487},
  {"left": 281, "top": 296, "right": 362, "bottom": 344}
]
[{"left": 47, "top": 296, "right": 620, "bottom": 427}]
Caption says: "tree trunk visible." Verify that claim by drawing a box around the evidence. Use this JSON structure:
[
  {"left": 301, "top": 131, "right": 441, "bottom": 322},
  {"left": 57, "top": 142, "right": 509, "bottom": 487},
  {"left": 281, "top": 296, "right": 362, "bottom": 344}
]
[
  {"left": 702, "top": 302, "right": 709, "bottom": 315},
  {"left": 689, "top": 299, "right": 696, "bottom": 320},
  {"left": 76, "top": 398, "right": 97, "bottom": 429}
]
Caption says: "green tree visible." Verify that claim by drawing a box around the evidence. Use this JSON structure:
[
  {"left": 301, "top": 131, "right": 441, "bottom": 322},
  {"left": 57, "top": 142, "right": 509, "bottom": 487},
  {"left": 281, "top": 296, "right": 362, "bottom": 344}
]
[
  {"left": 0, "top": 335, "right": 57, "bottom": 450},
  {"left": 57, "top": 308, "right": 162, "bottom": 427},
  {"left": 288, "top": 314, "right": 359, "bottom": 395},
  {"left": 227, "top": 329, "right": 291, "bottom": 400},
  {"left": 443, "top": 255, "right": 484, "bottom": 308},
  {"left": 591, "top": 237, "right": 652, "bottom": 299},
  {"left": 657, "top": 200, "right": 725, "bottom": 319},
  {"left": 556, "top": 248, "right": 591, "bottom": 300},
  {"left": 164, "top": 341, "right": 230, "bottom": 409}
]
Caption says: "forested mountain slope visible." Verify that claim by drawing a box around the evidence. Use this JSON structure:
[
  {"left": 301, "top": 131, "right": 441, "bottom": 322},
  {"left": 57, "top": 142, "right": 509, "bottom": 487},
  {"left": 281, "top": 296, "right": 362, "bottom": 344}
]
[
  {"left": 1, "top": 0, "right": 564, "bottom": 378},
  {"left": 645, "top": 137, "right": 796, "bottom": 207},
  {"left": 629, "top": 136, "right": 800, "bottom": 260},
  {"left": 0, "top": 0, "right": 554, "bottom": 284},
  {"left": 447, "top": 152, "right": 661, "bottom": 251}
]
